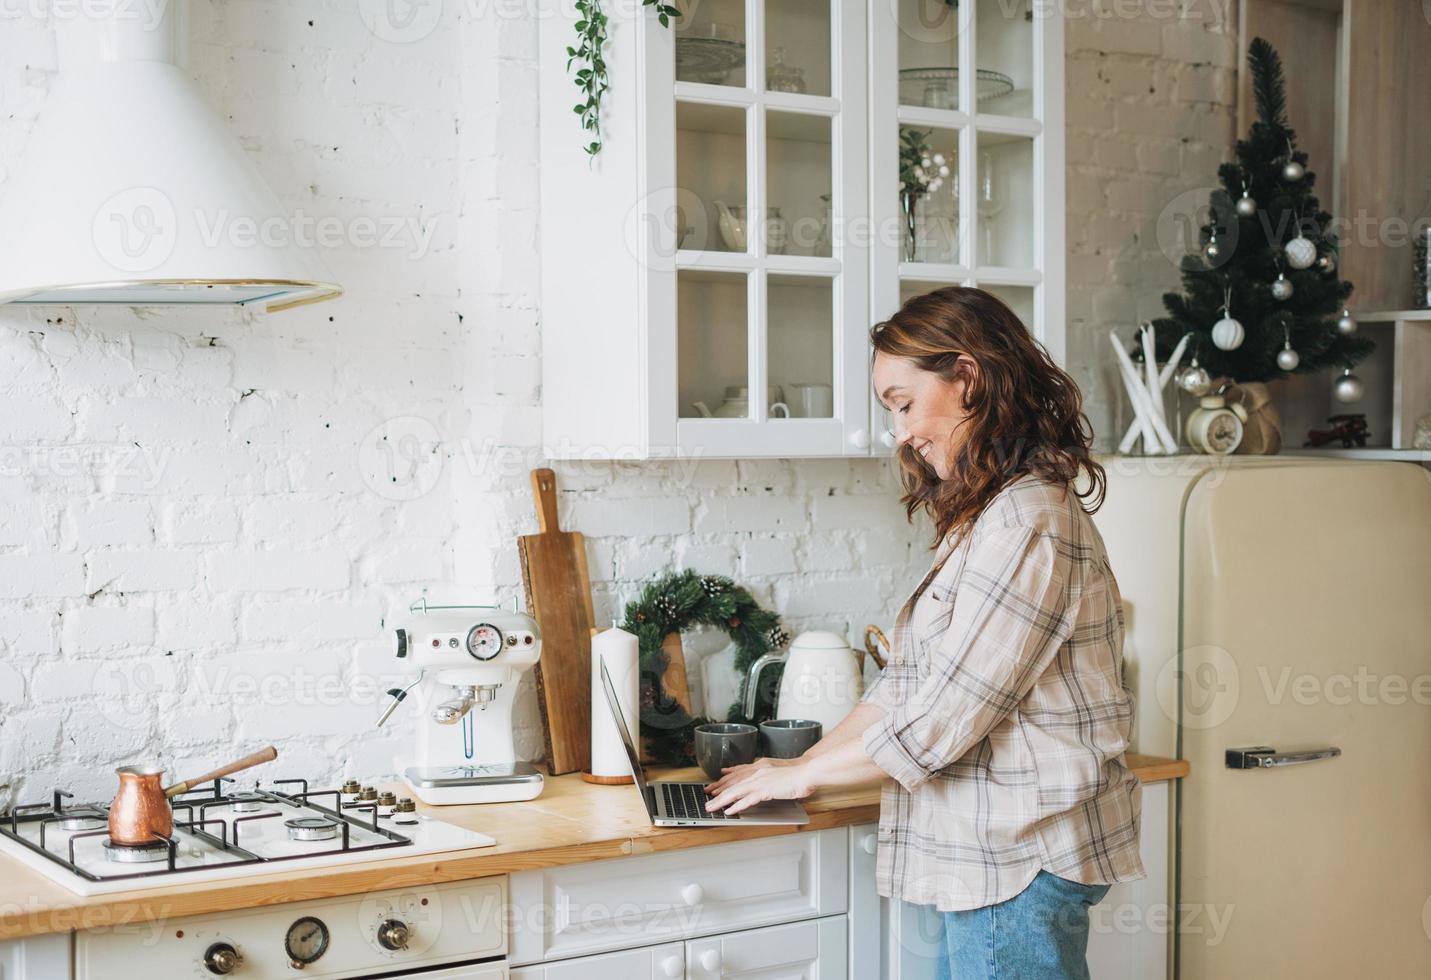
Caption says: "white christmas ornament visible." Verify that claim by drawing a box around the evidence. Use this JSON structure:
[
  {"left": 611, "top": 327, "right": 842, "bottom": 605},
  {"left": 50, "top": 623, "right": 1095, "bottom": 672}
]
[
  {"left": 1284, "top": 236, "right": 1317, "bottom": 269},
  {"left": 1336, "top": 309, "right": 1357, "bottom": 334},
  {"left": 1177, "top": 357, "right": 1212, "bottom": 396},
  {"left": 1235, "top": 190, "right": 1258, "bottom": 218},
  {"left": 1316, "top": 253, "right": 1336, "bottom": 275},
  {"left": 1271, "top": 272, "right": 1293, "bottom": 301},
  {"left": 1333, "top": 368, "right": 1364, "bottom": 403},
  {"left": 1277, "top": 330, "right": 1300, "bottom": 371},
  {"left": 1283, "top": 159, "right": 1305, "bottom": 182},
  {"left": 1212, "top": 314, "right": 1245, "bottom": 351}
]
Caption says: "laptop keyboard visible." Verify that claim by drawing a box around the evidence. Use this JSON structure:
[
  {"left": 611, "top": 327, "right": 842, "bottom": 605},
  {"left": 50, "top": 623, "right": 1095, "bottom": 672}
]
[{"left": 662, "top": 782, "right": 737, "bottom": 820}]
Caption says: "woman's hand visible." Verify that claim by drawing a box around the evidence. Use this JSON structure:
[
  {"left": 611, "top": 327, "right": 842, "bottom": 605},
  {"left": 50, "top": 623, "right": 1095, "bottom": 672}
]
[
  {"left": 704, "top": 756, "right": 801, "bottom": 795},
  {"left": 703, "top": 758, "right": 815, "bottom": 816}
]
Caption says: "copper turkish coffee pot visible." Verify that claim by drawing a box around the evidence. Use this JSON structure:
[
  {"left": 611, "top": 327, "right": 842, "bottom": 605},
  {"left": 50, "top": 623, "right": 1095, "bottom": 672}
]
[{"left": 108, "top": 746, "right": 278, "bottom": 845}]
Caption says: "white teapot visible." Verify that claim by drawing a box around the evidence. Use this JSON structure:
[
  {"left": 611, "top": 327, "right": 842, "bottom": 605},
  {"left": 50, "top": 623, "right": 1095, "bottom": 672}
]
[{"left": 744, "top": 630, "right": 866, "bottom": 730}]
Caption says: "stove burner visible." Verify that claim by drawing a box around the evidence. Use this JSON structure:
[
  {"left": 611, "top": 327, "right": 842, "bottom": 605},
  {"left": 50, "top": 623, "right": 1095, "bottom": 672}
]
[
  {"left": 102, "top": 838, "right": 171, "bottom": 864},
  {"left": 56, "top": 812, "right": 106, "bottom": 831},
  {"left": 285, "top": 816, "right": 339, "bottom": 841},
  {"left": 228, "top": 794, "right": 264, "bottom": 813}
]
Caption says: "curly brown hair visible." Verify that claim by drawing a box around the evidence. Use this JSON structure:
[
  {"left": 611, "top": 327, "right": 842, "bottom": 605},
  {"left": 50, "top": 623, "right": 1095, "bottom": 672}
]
[{"left": 870, "top": 286, "right": 1105, "bottom": 548}]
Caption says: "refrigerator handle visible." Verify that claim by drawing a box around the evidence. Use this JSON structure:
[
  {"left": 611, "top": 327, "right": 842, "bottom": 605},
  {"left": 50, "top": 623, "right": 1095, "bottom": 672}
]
[{"left": 1225, "top": 745, "right": 1342, "bottom": 769}]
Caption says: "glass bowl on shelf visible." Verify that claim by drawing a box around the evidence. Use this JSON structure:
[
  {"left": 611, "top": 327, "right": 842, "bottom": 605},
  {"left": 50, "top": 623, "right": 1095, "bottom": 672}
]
[
  {"left": 676, "top": 23, "right": 745, "bottom": 85},
  {"left": 897, "top": 67, "right": 1014, "bottom": 109}
]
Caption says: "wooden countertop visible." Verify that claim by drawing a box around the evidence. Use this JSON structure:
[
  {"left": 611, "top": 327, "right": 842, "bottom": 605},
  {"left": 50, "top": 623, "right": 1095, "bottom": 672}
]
[{"left": 0, "top": 753, "right": 1187, "bottom": 940}]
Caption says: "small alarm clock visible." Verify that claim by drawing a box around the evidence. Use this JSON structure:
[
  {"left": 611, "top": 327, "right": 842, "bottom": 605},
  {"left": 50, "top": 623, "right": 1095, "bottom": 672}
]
[{"left": 1185, "top": 394, "right": 1248, "bottom": 455}]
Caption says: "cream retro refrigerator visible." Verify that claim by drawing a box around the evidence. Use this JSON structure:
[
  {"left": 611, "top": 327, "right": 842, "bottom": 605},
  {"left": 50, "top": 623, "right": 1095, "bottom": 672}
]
[{"left": 1096, "top": 457, "right": 1431, "bottom": 978}]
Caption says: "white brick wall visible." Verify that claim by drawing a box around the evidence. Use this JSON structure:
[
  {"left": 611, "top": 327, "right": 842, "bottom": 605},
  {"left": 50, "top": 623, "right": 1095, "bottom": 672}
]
[{"left": 0, "top": 1, "right": 1234, "bottom": 808}]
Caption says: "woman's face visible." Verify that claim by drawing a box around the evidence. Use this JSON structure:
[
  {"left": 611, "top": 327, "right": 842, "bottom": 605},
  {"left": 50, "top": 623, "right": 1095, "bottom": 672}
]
[{"left": 873, "top": 351, "right": 976, "bottom": 481}]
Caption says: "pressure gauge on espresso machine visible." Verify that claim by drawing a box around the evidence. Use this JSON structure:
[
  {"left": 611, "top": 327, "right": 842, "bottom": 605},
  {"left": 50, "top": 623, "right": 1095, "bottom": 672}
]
[{"left": 465, "top": 623, "right": 503, "bottom": 661}]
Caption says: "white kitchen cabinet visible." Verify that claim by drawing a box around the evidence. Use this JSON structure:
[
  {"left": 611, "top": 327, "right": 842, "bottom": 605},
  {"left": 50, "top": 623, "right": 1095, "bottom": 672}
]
[
  {"left": 1086, "top": 779, "right": 1172, "bottom": 980},
  {"left": 850, "top": 781, "right": 1171, "bottom": 980},
  {"left": 511, "top": 941, "right": 686, "bottom": 980},
  {"left": 849, "top": 823, "right": 943, "bottom": 980},
  {"left": 688, "top": 916, "right": 847, "bottom": 979},
  {"left": 508, "top": 828, "right": 847, "bottom": 966},
  {"left": 538, "top": 0, "right": 1064, "bottom": 459}
]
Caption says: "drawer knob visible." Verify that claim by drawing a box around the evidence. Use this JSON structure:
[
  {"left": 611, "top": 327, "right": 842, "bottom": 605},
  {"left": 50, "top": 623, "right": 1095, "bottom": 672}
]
[
  {"left": 861, "top": 833, "right": 877, "bottom": 855},
  {"left": 699, "top": 948, "right": 722, "bottom": 974},
  {"left": 680, "top": 882, "right": 705, "bottom": 906},
  {"left": 849, "top": 428, "right": 870, "bottom": 450},
  {"left": 879, "top": 430, "right": 897, "bottom": 449},
  {"left": 659, "top": 953, "right": 683, "bottom": 978}
]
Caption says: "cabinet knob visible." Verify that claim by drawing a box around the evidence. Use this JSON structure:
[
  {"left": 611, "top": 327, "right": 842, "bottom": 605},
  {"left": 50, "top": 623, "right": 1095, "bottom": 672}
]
[
  {"left": 861, "top": 833, "right": 878, "bottom": 855},
  {"left": 699, "top": 948, "right": 722, "bottom": 974},
  {"left": 879, "top": 430, "right": 897, "bottom": 449},
  {"left": 659, "top": 953, "right": 683, "bottom": 978},
  {"left": 849, "top": 428, "right": 870, "bottom": 449},
  {"left": 680, "top": 882, "right": 705, "bottom": 906}
]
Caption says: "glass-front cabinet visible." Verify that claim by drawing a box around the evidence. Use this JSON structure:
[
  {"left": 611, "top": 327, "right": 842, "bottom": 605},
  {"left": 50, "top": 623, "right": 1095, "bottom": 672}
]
[{"left": 538, "top": 0, "right": 1062, "bottom": 458}]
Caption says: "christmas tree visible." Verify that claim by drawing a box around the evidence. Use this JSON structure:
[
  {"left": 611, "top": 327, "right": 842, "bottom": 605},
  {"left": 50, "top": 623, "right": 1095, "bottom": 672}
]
[{"left": 1144, "top": 38, "right": 1373, "bottom": 385}]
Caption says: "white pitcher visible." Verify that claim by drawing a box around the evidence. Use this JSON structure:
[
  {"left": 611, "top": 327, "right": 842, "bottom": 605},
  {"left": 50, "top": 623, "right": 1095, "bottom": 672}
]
[{"left": 743, "top": 630, "right": 865, "bottom": 731}]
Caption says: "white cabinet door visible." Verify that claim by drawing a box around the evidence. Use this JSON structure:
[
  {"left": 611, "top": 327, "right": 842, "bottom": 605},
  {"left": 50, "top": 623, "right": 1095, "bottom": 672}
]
[
  {"left": 866, "top": 0, "right": 1067, "bottom": 457},
  {"left": 510, "top": 829, "right": 847, "bottom": 965},
  {"left": 687, "top": 917, "right": 846, "bottom": 980},
  {"left": 0, "top": 934, "right": 71, "bottom": 980},
  {"left": 849, "top": 823, "right": 943, "bottom": 980},
  {"left": 511, "top": 941, "right": 685, "bottom": 980},
  {"left": 1086, "top": 780, "right": 1171, "bottom": 980},
  {"left": 539, "top": 0, "right": 873, "bottom": 460}
]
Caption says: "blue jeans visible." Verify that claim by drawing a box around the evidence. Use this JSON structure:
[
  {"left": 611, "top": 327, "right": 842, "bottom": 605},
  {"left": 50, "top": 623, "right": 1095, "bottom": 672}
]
[{"left": 935, "top": 870, "right": 1111, "bottom": 980}]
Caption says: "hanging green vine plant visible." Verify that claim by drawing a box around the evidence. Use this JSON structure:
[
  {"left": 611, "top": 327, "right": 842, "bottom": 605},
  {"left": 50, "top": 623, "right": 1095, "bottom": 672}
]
[{"left": 569, "top": 0, "right": 681, "bottom": 157}]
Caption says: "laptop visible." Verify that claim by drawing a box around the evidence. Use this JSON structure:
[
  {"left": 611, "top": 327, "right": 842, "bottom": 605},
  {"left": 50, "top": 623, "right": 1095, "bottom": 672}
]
[{"left": 599, "top": 660, "right": 809, "bottom": 827}]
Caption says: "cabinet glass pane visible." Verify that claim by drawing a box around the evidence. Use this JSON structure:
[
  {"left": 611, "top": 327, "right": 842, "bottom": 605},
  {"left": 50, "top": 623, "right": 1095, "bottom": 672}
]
[
  {"left": 898, "top": 126, "right": 959, "bottom": 265},
  {"left": 677, "top": 102, "right": 747, "bottom": 253},
  {"left": 675, "top": 0, "right": 747, "bottom": 88},
  {"left": 975, "top": 0, "right": 1033, "bottom": 118},
  {"left": 898, "top": 279, "right": 953, "bottom": 308},
  {"left": 678, "top": 270, "right": 750, "bottom": 418},
  {"left": 767, "top": 111, "right": 832, "bottom": 257},
  {"left": 765, "top": 0, "right": 830, "bottom": 97},
  {"left": 768, "top": 274, "right": 834, "bottom": 418},
  {"left": 981, "top": 284, "right": 1034, "bottom": 333},
  {"left": 975, "top": 132, "right": 1032, "bottom": 268},
  {"left": 896, "top": 0, "right": 960, "bottom": 111}
]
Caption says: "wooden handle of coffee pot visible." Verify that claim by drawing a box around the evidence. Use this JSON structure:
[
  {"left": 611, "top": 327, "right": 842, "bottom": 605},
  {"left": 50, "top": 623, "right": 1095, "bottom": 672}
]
[{"left": 164, "top": 746, "right": 278, "bottom": 798}]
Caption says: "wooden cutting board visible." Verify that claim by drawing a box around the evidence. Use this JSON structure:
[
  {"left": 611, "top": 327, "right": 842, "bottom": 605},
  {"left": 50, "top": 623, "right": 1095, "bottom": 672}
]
[{"left": 518, "top": 468, "right": 595, "bottom": 775}]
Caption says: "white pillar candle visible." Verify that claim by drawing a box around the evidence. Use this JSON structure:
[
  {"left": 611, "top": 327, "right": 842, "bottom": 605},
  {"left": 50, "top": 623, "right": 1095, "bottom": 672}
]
[{"left": 590, "top": 626, "right": 640, "bottom": 779}]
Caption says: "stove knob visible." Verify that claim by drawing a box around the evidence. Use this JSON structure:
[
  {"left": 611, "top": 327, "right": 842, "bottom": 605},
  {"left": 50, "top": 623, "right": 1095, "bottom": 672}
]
[
  {"left": 377, "top": 791, "right": 397, "bottom": 807},
  {"left": 341, "top": 780, "right": 361, "bottom": 796},
  {"left": 359, "top": 786, "right": 379, "bottom": 801},
  {"left": 377, "top": 918, "right": 410, "bottom": 951},
  {"left": 203, "top": 942, "right": 243, "bottom": 975}
]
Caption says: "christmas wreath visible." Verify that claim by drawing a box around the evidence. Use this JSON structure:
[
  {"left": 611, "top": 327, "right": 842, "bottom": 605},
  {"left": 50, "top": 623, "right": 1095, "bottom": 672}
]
[{"left": 621, "top": 570, "right": 789, "bottom": 766}]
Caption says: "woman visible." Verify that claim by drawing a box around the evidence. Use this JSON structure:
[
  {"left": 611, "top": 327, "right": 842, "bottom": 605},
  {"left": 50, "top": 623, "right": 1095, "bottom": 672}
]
[{"left": 705, "top": 286, "right": 1142, "bottom": 979}]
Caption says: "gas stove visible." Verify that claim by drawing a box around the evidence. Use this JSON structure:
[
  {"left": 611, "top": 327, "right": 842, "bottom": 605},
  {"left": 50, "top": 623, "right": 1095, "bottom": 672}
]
[{"left": 0, "top": 778, "right": 496, "bottom": 896}]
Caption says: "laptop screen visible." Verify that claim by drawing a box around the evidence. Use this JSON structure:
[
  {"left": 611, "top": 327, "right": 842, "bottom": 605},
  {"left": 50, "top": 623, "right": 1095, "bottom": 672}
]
[{"left": 598, "top": 659, "right": 651, "bottom": 805}]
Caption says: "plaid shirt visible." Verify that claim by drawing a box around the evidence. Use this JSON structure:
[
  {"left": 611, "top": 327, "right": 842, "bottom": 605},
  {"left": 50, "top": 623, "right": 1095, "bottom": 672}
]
[{"left": 861, "top": 474, "right": 1144, "bottom": 911}]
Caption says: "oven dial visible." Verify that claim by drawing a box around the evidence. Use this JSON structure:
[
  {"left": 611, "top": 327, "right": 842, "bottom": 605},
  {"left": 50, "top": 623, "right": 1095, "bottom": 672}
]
[
  {"left": 377, "top": 918, "right": 410, "bottom": 951},
  {"left": 203, "top": 941, "right": 243, "bottom": 975}
]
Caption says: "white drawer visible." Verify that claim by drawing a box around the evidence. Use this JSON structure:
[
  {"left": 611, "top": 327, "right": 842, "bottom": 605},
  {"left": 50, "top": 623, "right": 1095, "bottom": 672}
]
[
  {"left": 509, "top": 829, "right": 848, "bottom": 965},
  {"left": 511, "top": 941, "right": 684, "bottom": 980},
  {"left": 688, "top": 917, "right": 847, "bottom": 980}
]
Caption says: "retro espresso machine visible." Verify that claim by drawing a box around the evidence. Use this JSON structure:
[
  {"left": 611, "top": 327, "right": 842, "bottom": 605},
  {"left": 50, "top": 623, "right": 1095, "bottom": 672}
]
[{"left": 377, "top": 600, "right": 545, "bottom": 805}]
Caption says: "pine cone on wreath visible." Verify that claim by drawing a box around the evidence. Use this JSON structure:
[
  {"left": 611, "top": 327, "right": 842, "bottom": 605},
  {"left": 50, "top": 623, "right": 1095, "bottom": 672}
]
[
  {"left": 701, "top": 576, "right": 728, "bottom": 598},
  {"left": 765, "top": 626, "right": 790, "bottom": 649}
]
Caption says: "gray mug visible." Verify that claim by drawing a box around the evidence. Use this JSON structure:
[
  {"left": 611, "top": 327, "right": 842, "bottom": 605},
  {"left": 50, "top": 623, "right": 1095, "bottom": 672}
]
[
  {"left": 695, "top": 723, "right": 758, "bottom": 780},
  {"left": 760, "top": 719, "right": 822, "bottom": 759}
]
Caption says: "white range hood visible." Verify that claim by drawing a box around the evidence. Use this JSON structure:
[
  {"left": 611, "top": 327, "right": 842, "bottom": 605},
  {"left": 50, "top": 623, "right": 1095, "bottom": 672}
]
[{"left": 0, "top": 0, "right": 341, "bottom": 313}]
